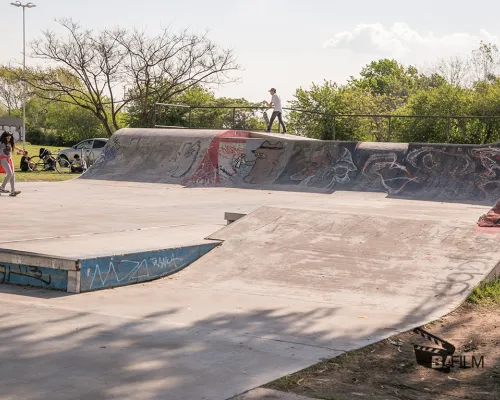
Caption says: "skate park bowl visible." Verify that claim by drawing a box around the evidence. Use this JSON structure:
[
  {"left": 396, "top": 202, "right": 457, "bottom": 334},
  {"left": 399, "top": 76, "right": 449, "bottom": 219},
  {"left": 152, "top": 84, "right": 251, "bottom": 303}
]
[{"left": 1, "top": 128, "right": 500, "bottom": 399}]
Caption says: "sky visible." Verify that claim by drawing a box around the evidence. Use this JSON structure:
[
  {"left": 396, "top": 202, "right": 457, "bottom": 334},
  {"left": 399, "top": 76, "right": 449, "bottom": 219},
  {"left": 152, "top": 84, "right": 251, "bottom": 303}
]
[{"left": 2, "top": 0, "right": 500, "bottom": 105}]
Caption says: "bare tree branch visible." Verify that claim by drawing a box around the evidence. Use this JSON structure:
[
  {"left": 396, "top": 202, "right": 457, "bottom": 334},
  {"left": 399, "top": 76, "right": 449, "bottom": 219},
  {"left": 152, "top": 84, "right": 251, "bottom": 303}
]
[
  {"left": 20, "top": 19, "right": 241, "bottom": 132},
  {"left": 0, "top": 66, "right": 24, "bottom": 116}
]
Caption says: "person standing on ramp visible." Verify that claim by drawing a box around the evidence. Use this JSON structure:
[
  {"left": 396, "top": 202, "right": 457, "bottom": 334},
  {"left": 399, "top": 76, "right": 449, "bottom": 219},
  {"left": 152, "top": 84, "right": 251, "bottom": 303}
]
[{"left": 266, "top": 88, "right": 286, "bottom": 133}]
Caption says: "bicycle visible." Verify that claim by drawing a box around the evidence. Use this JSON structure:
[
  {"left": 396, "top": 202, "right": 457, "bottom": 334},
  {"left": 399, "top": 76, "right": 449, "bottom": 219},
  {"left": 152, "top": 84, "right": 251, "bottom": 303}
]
[{"left": 29, "top": 149, "right": 72, "bottom": 174}]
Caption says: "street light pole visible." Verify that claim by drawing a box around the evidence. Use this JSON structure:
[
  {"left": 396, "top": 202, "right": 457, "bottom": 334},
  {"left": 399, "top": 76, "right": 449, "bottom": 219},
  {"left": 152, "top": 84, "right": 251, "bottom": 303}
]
[{"left": 10, "top": 1, "right": 36, "bottom": 151}]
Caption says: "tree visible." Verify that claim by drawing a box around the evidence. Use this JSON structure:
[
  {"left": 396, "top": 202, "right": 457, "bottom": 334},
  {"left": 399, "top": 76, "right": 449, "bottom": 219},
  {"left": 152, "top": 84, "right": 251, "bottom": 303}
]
[
  {"left": 140, "top": 85, "right": 264, "bottom": 130},
  {"left": 0, "top": 66, "right": 24, "bottom": 116},
  {"left": 469, "top": 79, "right": 500, "bottom": 143},
  {"left": 471, "top": 41, "right": 500, "bottom": 83},
  {"left": 23, "top": 19, "right": 240, "bottom": 135},
  {"left": 392, "top": 84, "right": 474, "bottom": 143},
  {"left": 342, "top": 88, "right": 395, "bottom": 142},
  {"left": 287, "top": 81, "right": 357, "bottom": 140},
  {"left": 349, "top": 59, "right": 419, "bottom": 99},
  {"left": 432, "top": 55, "right": 471, "bottom": 87},
  {"left": 430, "top": 41, "right": 500, "bottom": 87}
]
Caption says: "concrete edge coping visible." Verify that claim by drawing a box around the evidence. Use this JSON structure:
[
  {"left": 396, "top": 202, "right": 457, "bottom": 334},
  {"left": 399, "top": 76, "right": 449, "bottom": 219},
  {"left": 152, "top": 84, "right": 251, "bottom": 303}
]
[
  {"left": 486, "top": 261, "right": 500, "bottom": 280},
  {"left": 0, "top": 248, "right": 78, "bottom": 271},
  {"left": 0, "top": 240, "right": 224, "bottom": 272}
]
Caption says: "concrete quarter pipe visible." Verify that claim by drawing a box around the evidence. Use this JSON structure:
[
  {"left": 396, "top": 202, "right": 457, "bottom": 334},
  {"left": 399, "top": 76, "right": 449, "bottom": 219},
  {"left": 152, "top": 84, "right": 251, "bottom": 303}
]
[{"left": 82, "top": 128, "right": 500, "bottom": 203}]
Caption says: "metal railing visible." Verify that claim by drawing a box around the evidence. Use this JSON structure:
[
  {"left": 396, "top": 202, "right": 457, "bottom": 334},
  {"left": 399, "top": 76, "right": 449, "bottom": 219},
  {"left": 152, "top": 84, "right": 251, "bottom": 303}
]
[{"left": 154, "top": 103, "right": 500, "bottom": 142}]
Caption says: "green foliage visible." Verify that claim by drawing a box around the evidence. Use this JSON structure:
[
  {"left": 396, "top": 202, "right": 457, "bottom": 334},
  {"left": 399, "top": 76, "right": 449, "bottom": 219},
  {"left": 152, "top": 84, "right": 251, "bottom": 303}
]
[
  {"left": 349, "top": 59, "right": 420, "bottom": 99},
  {"left": 288, "top": 81, "right": 354, "bottom": 140},
  {"left": 468, "top": 278, "right": 500, "bottom": 305},
  {"left": 24, "top": 96, "right": 107, "bottom": 146},
  {"left": 289, "top": 42, "right": 500, "bottom": 144},
  {"left": 391, "top": 84, "right": 473, "bottom": 143},
  {"left": 136, "top": 85, "right": 265, "bottom": 131}
]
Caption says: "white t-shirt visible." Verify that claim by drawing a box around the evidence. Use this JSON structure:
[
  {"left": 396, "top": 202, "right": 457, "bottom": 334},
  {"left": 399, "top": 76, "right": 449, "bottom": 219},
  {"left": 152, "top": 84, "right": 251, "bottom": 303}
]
[
  {"left": 73, "top": 158, "right": 87, "bottom": 169},
  {"left": 271, "top": 93, "right": 282, "bottom": 113}
]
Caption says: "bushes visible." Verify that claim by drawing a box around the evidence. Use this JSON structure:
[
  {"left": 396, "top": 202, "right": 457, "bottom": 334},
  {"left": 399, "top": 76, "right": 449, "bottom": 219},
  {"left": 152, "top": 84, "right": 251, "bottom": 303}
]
[{"left": 26, "top": 128, "right": 75, "bottom": 147}]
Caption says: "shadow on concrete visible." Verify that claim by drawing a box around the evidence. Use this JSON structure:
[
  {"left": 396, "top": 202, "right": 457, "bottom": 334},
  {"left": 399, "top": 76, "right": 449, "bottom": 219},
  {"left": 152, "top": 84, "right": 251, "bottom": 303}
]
[
  {"left": 0, "top": 284, "right": 74, "bottom": 299},
  {"left": 0, "top": 273, "right": 477, "bottom": 400}
]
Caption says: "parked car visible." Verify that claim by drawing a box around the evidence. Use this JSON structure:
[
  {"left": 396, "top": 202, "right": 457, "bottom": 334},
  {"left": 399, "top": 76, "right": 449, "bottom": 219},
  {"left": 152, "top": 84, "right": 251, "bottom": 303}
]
[{"left": 58, "top": 138, "right": 109, "bottom": 166}]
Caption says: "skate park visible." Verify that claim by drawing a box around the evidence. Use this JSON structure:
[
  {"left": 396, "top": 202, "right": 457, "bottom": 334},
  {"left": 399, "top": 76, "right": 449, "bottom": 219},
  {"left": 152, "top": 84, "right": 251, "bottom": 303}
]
[{"left": 1, "top": 128, "right": 500, "bottom": 400}]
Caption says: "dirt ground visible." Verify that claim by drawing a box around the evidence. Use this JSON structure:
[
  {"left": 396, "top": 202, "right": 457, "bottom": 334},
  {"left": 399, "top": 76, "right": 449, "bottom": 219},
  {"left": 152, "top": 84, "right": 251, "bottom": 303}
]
[{"left": 265, "top": 303, "right": 500, "bottom": 400}]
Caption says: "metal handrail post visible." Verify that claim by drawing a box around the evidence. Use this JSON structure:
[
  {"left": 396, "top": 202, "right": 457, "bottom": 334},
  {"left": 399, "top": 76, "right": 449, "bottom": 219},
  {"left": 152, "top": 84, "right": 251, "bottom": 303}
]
[{"left": 387, "top": 116, "right": 392, "bottom": 142}]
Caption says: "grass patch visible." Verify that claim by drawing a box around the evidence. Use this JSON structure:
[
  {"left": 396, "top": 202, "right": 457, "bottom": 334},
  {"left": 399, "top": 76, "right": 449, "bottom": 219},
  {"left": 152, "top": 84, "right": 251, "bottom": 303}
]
[
  {"left": 15, "top": 171, "right": 75, "bottom": 182},
  {"left": 8, "top": 143, "right": 75, "bottom": 183},
  {"left": 468, "top": 277, "right": 500, "bottom": 305}
]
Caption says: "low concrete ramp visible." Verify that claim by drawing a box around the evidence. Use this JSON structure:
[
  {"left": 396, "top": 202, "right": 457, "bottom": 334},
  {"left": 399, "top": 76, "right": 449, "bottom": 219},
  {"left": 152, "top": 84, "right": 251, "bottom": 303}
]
[{"left": 192, "top": 205, "right": 500, "bottom": 337}]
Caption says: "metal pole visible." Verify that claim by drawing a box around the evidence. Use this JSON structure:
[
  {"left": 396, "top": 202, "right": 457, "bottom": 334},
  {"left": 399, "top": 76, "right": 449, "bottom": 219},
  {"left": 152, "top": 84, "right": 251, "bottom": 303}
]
[
  {"left": 332, "top": 116, "right": 336, "bottom": 140},
  {"left": 22, "top": 6, "right": 26, "bottom": 150},
  {"left": 188, "top": 108, "right": 192, "bottom": 129},
  {"left": 447, "top": 117, "right": 451, "bottom": 142},
  {"left": 11, "top": 2, "right": 36, "bottom": 149},
  {"left": 232, "top": 107, "right": 235, "bottom": 130},
  {"left": 152, "top": 103, "right": 156, "bottom": 127},
  {"left": 387, "top": 116, "right": 391, "bottom": 142}
]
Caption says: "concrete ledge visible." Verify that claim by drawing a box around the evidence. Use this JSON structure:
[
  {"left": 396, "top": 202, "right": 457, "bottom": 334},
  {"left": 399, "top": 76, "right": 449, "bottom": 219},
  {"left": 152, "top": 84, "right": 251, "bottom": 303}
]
[
  {"left": 0, "top": 248, "right": 78, "bottom": 271},
  {"left": 0, "top": 242, "right": 219, "bottom": 294},
  {"left": 225, "top": 212, "right": 247, "bottom": 225}
]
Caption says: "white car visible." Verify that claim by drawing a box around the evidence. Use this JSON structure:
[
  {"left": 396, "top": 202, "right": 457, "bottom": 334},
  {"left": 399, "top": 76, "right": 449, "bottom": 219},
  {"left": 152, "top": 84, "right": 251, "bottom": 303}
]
[{"left": 57, "top": 138, "right": 109, "bottom": 166}]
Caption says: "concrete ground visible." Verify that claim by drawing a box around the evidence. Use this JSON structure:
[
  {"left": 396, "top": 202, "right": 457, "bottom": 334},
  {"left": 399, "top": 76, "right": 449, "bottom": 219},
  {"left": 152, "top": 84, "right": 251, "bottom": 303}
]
[{"left": 0, "top": 180, "right": 497, "bottom": 400}]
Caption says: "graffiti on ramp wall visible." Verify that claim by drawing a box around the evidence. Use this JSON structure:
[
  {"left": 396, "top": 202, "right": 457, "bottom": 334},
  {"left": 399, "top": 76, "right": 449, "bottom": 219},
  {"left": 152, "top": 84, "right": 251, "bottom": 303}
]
[
  {"left": 81, "top": 128, "right": 500, "bottom": 201},
  {"left": 361, "top": 152, "right": 419, "bottom": 195},
  {"left": 290, "top": 147, "right": 357, "bottom": 189},
  {"left": 243, "top": 141, "right": 285, "bottom": 184},
  {"left": 169, "top": 141, "right": 202, "bottom": 178}
]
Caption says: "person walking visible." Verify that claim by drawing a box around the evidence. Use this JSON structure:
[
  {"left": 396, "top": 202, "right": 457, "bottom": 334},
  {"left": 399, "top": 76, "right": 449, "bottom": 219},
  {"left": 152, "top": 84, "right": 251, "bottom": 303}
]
[
  {"left": 0, "top": 131, "right": 23, "bottom": 196},
  {"left": 266, "top": 88, "right": 286, "bottom": 133}
]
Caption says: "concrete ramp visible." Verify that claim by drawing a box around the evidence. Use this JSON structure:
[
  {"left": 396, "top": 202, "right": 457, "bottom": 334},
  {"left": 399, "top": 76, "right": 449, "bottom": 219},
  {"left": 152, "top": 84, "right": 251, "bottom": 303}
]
[
  {"left": 190, "top": 205, "right": 500, "bottom": 332},
  {"left": 81, "top": 128, "right": 500, "bottom": 203}
]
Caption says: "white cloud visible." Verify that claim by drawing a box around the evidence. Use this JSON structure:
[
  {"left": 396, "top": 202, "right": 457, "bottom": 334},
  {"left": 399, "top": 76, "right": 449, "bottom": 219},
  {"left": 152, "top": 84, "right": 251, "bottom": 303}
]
[{"left": 324, "top": 23, "right": 500, "bottom": 59}]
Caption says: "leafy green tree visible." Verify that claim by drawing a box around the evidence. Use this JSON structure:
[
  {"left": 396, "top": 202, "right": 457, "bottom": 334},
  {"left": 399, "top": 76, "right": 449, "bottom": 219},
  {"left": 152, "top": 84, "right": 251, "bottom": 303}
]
[
  {"left": 349, "top": 59, "right": 418, "bottom": 97},
  {"left": 288, "top": 81, "right": 355, "bottom": 140},
  {"left": 468, "top": 79, "right": 500, "bottom": 143},
  {"left": 392, "top": 84, "right": 473, "bottom": 143},
  {"left": 24, "top": 95, "right": 106, "bottom": 146}
]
